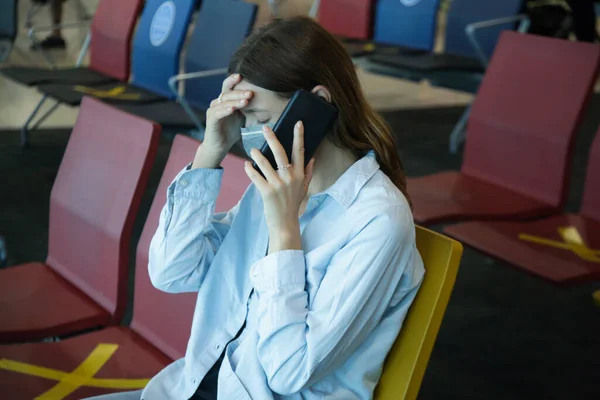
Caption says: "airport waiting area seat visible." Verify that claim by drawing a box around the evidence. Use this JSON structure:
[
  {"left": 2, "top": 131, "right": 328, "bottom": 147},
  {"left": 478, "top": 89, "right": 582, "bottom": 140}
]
[
  {"left": 372, "top": 0, "right": 441, "bottom": 53},
  {"left": 113, "top": 0, "right": 258, "bottom": 131},
  {"left": 318, "top": 0, "right": 373, "bottom": 40},
  {"left": 0, "top": 135, "right": 251, "bottom": 399},
  {"left": 364, "top": 0, "right": 526, "bottom": 90},
  {"left": 322, "top": 0, "right": 442, "bottom": 59},
  {"left": 0, "top": 0, "right": 142, "bottom": 86},
  {"left": 316, "top": 0, "right": 378, "bottom": 57},
  {"left": 408, "top": 31, "right": 600, "bottom": 225},
  {"left": 36, "top": 0, "right": 198, "bottom": 106},
  {"left": 375, "top": 227, "right": 462, "bottom": 400},
  {"left": 445, "top": 127, "right": 600, "bottom": 286},
  {"left": 0, "top": 97, "right": 160, "bottom": 343}
]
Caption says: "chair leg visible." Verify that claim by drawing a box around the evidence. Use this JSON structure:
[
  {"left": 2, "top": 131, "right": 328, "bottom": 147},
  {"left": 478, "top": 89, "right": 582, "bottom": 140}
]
[
  {"left": 31, "top": 101, "right": 61, "bottom": 132},
  {"left": 0, "top": 235, "right": 7, "bottom": 268},
  {"left": 20, "top": 95, "right": 61, "bottom": 147},
  {"left": 10, "top": 44, "right": 31, "bottom": 64},
  {"left": 0, "top": 40, "right": 11, "bottom": 63},
  {"left": 449, "top": 104, "right": 471, "bottom": 154}
]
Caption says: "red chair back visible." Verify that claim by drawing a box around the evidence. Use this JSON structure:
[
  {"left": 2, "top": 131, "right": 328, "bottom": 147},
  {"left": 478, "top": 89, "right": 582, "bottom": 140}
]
[
  {"left": 46, "top": 97, "right": 160, "bottom": 325},
  {"left": 581, "top": 127, "right": 600, "bottom": 222},
  {"left": 130, "top": 135, "right": 250, "bottom": 360},
  {"left": 462, "top": 32, "right": 600, "bottom": 208},
  {"left": 319, "top": 0, "right": 374, "bottom": 40},
  {"left": 89, "top": 0, "right": 144, "bottom": 81}
]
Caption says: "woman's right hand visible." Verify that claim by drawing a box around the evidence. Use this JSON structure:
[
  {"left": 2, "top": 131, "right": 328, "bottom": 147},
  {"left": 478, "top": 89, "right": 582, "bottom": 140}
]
[{"left": 201, "top": 74, "right": 252, "bottom": 157}]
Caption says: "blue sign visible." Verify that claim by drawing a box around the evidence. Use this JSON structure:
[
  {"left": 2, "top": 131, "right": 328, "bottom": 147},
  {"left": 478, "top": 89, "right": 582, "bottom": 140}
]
[
  {"left": 150, "top": 1, "right": 176, "bottom": 47},
  {"left": 399, "top": 0, "right": 423, "bottom": 6}
]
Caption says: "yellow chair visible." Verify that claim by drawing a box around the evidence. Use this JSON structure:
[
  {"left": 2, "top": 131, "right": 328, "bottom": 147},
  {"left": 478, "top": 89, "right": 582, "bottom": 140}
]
[{"left": 375, "top": 226, "right": 463, "bottom": 400}]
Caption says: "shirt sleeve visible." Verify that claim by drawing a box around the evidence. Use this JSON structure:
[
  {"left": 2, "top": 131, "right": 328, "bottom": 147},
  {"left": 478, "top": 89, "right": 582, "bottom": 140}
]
[
  {"left": 148, "top": 164, "right": 241, "bottom": 293},
  {"left": 249, "top": 205, "right": 422, "bottom": 395}
]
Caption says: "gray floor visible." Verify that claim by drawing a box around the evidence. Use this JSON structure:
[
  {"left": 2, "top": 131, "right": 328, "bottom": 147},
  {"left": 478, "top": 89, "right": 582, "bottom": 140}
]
[{"left": 1, "top": 97, "right": 599, "bottom": 399}]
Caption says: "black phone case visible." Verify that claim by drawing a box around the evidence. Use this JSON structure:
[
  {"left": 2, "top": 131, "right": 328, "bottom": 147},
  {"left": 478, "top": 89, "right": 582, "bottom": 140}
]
[{"left": 252, "top": 89, "right": 338, "bottom": 176}]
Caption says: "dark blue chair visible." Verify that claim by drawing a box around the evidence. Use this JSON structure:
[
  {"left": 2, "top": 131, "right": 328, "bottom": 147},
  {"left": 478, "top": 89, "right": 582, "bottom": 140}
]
[
  {"left": 364, "top": 0, "right": 529, "bottom": 153},
  {"left": 0, "top": 0, "right": 18, "bottom": 62},
  {"left": 373, "top": 0, "right": 441, "bottom": 51},
  {"left": 365, "top": 0, "right": 527, "bottom": 79},
  {"left": 445, "top": 0, "right": 524, "bottom": 61},
  {"left": 115, "top": 0, "right": 258, "bottom": 130},
  {"left": 35, "top": 0, "right": 198, "bottom": 106}
]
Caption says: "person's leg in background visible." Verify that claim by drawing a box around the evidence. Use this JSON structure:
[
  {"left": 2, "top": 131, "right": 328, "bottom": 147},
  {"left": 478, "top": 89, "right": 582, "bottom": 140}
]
[
  {"left": 32, "top": 0, "right": 67, "bottom": 50},
  {"left": 566, "top": 0, "right": 598, "bottom": 42}
]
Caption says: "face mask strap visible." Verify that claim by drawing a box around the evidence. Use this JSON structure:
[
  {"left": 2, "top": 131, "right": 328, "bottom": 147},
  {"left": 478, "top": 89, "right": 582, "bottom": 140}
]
[{"left": 241, "top": 128, "right": 264, "bottom": 136}]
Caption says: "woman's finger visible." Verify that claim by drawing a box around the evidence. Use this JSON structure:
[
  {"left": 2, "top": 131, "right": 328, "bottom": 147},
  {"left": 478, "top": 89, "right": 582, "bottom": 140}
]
[
  {"left": 210, "top": 90, "right": 253, "bottom": 107},
  {"left": 262, "top": 125, "right": 290, "bottom": 172},
  {"left": 250, "top": 148, "right": 280, "bottom": 184},
  {"left": 303, "top": 158, "right": 315, "bottom": 191},
  {"left": 291, "top": 121, "right": 305, "bottom": 169},
  {"left": 208, "top": 99, "right": 249, "bottom": 118},
  {"left": 207, "top": 104, "right": 236, "bottom": 120},
  {"left": 244, "top": 161, "right": 270, "bottom": 193},
  {"left": 221, "top": 73, "right": 241, "bottom": 93}
]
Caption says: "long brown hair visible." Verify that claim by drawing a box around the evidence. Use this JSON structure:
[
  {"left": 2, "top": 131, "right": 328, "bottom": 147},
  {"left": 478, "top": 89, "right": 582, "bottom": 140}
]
[{"left": 229, "top": 17, "right": 410, "bottom": 204}]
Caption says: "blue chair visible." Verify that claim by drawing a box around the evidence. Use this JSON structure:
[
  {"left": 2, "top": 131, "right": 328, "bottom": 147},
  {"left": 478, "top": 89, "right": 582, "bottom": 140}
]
[
  {"left": 445, "top": 0, "right": 525, "bottom": 62},
  {"left": 0, "top": 0, "right": 17, "bottom": 63},
  {"left": 373, "top": 0, "right": 441, "bottom": 51},
  {"left": 35, "top": 0, "right": 198, "bottom": 106},
  {"left": 115, "top": 0, "right": 258, "bottom": 131},
  {"left": 364, "top": 0, "right": 529, "bottom": 153},
  {"left": 366, "top": 0, "right": 527, "bottom": 78}
]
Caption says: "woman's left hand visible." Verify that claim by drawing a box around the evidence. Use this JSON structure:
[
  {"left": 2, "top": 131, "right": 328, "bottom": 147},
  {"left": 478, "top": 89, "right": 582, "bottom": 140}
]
[{"left": 244, "top": 121, "right": 315, "bottom": 253}]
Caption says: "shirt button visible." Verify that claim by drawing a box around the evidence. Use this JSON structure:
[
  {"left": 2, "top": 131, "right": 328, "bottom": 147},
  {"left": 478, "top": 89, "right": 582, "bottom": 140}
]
[
  {"left": 180, "top": 179, "right": 188, "bottom": 186},
  {"left": 214, "top": 343, "right": 221, "bottom": 350},
  {"left": 192, "top": 378, "right": 197, "bottom": 384}
]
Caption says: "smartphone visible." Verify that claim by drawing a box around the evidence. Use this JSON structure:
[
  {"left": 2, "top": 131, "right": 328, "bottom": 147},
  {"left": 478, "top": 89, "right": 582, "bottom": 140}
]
[{"left": 251, "top": 89, "right": 338, "bottom": 176}]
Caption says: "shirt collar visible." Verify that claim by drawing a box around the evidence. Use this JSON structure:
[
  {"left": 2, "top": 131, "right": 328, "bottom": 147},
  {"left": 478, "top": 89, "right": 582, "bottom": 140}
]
[{"left": 322, "top": 150, "right": 379, "bottom": 209}]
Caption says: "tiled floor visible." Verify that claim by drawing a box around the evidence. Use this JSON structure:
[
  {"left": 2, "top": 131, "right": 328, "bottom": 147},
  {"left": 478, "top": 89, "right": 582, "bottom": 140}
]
[{"left": 0, "top": 0, "right": 473, "bottom": 130}]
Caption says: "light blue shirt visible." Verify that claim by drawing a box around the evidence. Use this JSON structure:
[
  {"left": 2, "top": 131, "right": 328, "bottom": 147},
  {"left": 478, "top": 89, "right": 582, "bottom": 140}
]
[{"left": 144, "top": 151, "right": 424, "bottom": 400}]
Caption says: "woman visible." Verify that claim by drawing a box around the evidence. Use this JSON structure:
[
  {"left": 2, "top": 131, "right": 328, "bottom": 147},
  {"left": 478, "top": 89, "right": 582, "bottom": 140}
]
[{"left": 91, "top": 16, "right": 424, "bottom": 400}]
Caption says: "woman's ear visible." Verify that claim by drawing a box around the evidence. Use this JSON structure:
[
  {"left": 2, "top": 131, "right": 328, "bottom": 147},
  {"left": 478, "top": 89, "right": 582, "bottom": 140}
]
[{"left": 311, "top": 85, "right": 332, "bottom": 103}]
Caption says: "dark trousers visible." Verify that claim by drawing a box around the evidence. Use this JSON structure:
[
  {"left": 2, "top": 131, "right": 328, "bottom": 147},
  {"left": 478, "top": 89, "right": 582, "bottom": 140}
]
[{"left": 566, "top": 0, "right": 598, "bottom": 42}]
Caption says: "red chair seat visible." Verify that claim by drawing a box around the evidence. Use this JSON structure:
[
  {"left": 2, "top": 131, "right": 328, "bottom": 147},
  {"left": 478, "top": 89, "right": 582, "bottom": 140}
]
[
  {"left": 445, "top": 214, "right": 600, "bottom": 285},
  {"left": 0, "top": 327, "right": 171, "bottom": 400},
  {"left": 410, "top": 171, "right": 557, "bottom": 225},
  {"left": 0, "top": 263, "right": 110, "bottom": 342},
  {"left": 408, "top": 34, "right": 600, "bottom": 225}
]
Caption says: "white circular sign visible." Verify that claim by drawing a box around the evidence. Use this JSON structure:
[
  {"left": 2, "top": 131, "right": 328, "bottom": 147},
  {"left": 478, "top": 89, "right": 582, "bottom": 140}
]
[
  {"left": 150, "top": 1, "right": 176, "bottom": 47},
  {"left": 399, "top": 0, "right": 423, "bottom": 6}
]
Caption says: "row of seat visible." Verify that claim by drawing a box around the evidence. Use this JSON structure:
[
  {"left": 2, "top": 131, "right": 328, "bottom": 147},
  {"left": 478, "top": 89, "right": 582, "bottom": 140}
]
[
  {"left": 0, "top": 96, "right": 462, "bottom": 399},
  {"left": 320, "top": 0, "right": 522, "bottom": 59},
  {"left": 406, "top": 31, "right": 600, "bottom": 285},
  {"left": 1, "top": 0, "right": 258, "bottom": 146},
  {"left": 318, "top": 0, "right": 527, "bottom": 84},
  {"left": 314, "top": 0, "right": 533, "bottom": 152}
]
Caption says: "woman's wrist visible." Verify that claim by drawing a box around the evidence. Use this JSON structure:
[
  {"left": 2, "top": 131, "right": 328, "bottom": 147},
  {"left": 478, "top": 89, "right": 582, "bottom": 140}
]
[
  {"left": 268, "top": 223, "right": 302, "bottom": 254},
  {"left": 191, "top": 144, "right": 228, "bottom": 170}
]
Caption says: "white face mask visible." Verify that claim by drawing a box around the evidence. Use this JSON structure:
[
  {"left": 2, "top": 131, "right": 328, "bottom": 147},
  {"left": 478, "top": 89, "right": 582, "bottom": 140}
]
[{"left": 240, "top": 122, "right": 275, "bottom": 157}]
